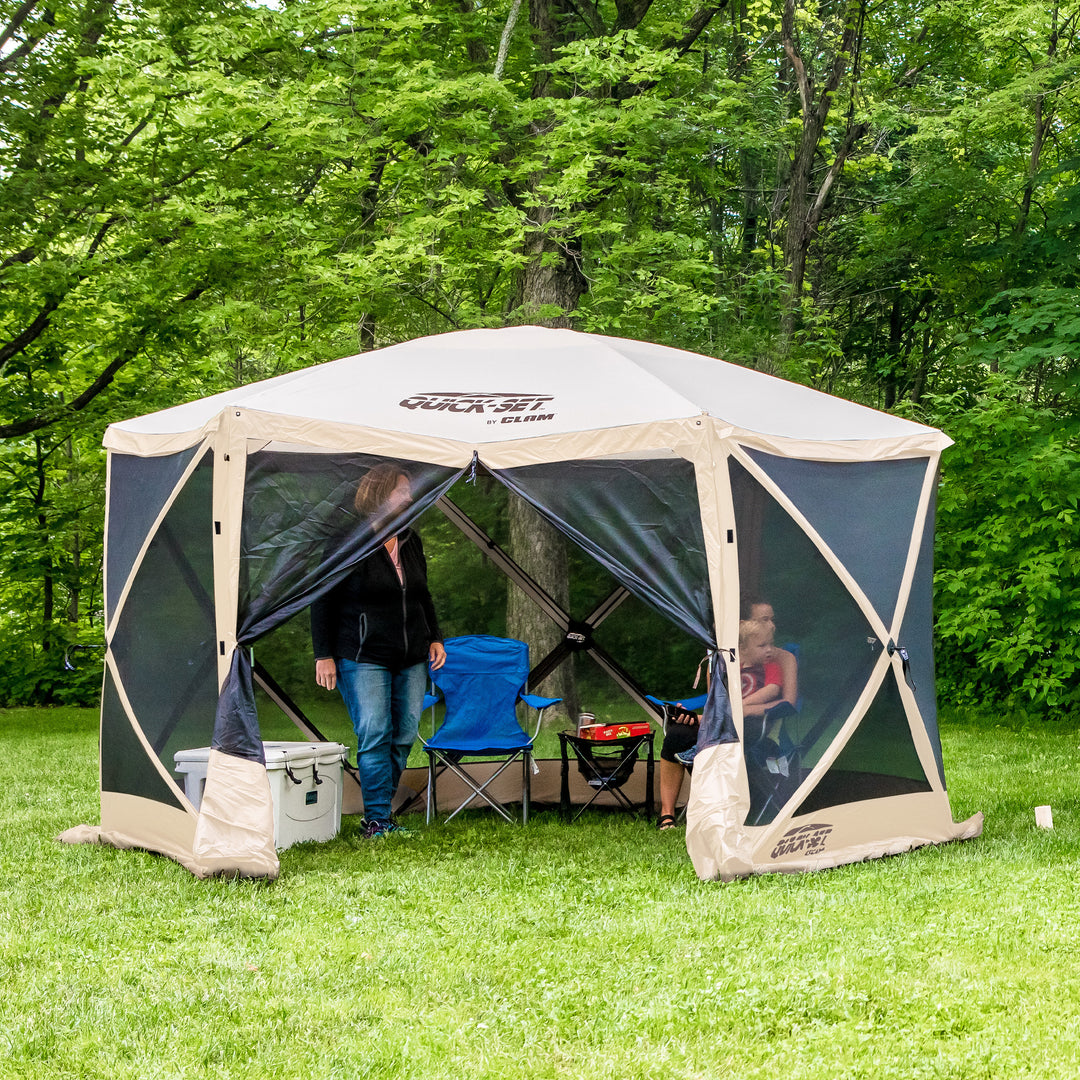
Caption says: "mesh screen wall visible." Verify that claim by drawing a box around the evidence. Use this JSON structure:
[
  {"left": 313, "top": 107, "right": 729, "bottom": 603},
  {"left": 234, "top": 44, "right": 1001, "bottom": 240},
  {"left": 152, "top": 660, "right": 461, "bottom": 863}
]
[
  {"left": 107, "top": 451, "right": 217, "bottom": 790},
  {"left": 730, "top": 452, "right": 933, "bottom": 826}
]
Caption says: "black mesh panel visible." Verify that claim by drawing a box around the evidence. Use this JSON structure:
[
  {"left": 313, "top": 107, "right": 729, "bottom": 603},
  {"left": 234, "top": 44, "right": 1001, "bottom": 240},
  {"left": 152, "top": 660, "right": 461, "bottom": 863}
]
[
  {"left": 239, "top": 452, "right": 463, "bottom": 643},
  {"left": 731, "top": 457, "right": 881, "bottom": 827},
  {"left": 493, "top": 457, "right": 714, "bottom": 645},
  {"left": 793, "top": 672, "right": 932, "bottom": 816},
  {"left": 106, "top": 447, "right": 200, "bottom": 622},
  {"left": 100, "top": 665, "right": 186, "bottom": 809},
  {"left": 109, "top": 453, "right": 219, "bottom": 775},
  {"left": 745, "top": 449, "right": 928, "bottom": 627}
]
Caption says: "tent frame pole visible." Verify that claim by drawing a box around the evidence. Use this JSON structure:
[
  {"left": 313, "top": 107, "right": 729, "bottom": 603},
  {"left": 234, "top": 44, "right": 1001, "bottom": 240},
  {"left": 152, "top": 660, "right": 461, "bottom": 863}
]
[{"left": 436, "top": 495, "right": 661, "bottom": 718}]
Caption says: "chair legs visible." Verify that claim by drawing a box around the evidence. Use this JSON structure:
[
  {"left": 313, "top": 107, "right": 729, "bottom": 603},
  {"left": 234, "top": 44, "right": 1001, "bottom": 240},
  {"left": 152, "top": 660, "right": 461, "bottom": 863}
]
[
  {"left": 522, "top": 751, "right": 531, "bottom": 825},
  {"left": 425, "top": 749, "right": 531, "bottom": 824}
]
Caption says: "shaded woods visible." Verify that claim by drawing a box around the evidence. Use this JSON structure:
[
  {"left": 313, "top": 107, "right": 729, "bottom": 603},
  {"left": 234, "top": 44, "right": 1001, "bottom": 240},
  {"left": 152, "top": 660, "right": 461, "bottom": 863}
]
[{"left": 1, "top": 0, "right": 1076, "bottom": 710}]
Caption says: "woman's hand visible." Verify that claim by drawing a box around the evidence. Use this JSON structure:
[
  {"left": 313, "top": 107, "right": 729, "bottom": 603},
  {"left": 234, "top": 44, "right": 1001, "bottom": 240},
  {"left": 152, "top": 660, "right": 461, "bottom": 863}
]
[
  {"left": 315, "top": 657, "right": 337, "bottom": 691},
  {"left": 429, "top": 642, "right": 447, "bottom": 670}
]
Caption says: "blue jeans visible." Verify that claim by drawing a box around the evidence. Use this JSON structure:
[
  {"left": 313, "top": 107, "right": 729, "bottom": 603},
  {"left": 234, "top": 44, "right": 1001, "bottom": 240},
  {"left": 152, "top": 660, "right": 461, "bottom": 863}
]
[{"left": 336, "top": 659, "right": 427, "bottom": 825}]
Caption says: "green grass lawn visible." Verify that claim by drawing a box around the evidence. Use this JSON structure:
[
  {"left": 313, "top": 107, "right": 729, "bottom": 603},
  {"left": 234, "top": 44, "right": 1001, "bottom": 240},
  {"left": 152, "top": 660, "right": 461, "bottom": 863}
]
[{"left": 1, "top": 705, "right": 1078, "bottom": 1079}]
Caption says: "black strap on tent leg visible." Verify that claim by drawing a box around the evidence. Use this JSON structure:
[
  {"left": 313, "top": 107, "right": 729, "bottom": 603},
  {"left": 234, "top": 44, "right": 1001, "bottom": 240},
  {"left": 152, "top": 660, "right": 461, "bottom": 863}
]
[{"left": 887, "top": 641, "right": 917, "bottom": 691}]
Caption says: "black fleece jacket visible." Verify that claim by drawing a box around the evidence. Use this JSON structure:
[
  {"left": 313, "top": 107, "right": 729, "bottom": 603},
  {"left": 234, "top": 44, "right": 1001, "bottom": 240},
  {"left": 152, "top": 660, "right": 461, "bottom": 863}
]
[{"left": 310, "top": 528, "right": 442, "bottom": 672}]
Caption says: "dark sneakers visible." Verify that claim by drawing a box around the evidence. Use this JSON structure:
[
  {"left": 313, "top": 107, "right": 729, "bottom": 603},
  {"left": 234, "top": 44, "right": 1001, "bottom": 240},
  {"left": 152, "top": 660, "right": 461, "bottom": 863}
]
[{"left": 360, "top": 818, "right": 413, "bottom": 839}]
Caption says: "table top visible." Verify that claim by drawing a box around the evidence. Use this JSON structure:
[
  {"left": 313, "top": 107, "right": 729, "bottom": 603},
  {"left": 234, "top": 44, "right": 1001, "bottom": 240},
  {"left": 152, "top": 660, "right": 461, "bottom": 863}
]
[{"left": 559, "top": 728, "right": 654, "bottom": 746}]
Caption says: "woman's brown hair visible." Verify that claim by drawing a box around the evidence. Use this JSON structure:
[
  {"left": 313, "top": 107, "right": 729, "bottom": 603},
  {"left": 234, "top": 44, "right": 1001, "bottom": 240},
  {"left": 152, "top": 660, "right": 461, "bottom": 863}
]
[{"left": 354, "top": 463, "right": 409, "bottom": 516}]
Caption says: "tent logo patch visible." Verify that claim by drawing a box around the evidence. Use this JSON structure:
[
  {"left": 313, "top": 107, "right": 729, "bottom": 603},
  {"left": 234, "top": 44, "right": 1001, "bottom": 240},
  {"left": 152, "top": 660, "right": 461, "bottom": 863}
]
[
  {"left": 770, "top": 822, "right": 833, "bottom": 860},
  {"left": 399, "top": 392, "right": 556, "bottom": 425}
]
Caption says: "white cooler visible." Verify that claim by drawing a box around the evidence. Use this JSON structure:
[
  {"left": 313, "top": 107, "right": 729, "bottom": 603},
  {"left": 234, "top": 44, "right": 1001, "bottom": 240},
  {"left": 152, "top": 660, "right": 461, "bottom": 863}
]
[{"left": 174, "top": 740, "right": 349, "bottom": 850}]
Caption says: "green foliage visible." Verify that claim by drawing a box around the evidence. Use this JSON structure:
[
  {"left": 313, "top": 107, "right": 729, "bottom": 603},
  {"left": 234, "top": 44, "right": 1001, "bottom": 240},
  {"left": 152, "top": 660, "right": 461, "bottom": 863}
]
[
  {"left": 2, "top": 0, "right": 1080, "bottom": 714},
  {"left": 929, "top": 376, "right": 1080, "bottom": 711}
]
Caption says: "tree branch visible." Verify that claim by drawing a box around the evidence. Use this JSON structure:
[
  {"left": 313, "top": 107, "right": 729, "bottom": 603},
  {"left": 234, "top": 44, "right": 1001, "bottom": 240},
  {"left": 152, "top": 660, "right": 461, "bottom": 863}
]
[
  {"left": 614, "top": 0, "right": 653, "bottom": 31},
  {"left": 807, "top": 119, "right": 869, "bottom": 233},
  {"left": 0, "top": 0, "right": 54, "bottom": 72},
  {"left": 0, "top": 303, "right": 60, "bottom": 372},
  {"left": 1, "top": 119, "right": 272, "bottom": 371},
  {"left": 1, "top": 0, "right": 43, "bottom": 49},
  {"left": 494, "top": 0, "right": 523, "bottom": 79},
  {"left": 0, "top": 283, "right": 207, "bottom": 439},
  {"left": 613, "top": 3, "right": 727, "bottom": 99},
  {"left": 782, "top": 0, "right": 811, "bottom": 118},
  {"left": 568, "top": 0, "right": 605, "bottom": 36},
  {"left": 662, "top": 4, "right": 725, "bottom": 56}
]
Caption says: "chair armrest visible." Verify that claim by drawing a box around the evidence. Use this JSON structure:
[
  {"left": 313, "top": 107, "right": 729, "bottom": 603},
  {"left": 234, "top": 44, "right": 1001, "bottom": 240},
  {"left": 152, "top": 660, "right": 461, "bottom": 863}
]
[
  {"left": 520, "top": 693, "right": 561, "bottom": 710},
  {"left": 520, "top": 694, "right": 562, "bottom": 742},
  {"left": 646, "top": 693, "right": 707, "bottom": 711},
  {"left": 646, "top": 693, "right": 707, "bottom": 732}
]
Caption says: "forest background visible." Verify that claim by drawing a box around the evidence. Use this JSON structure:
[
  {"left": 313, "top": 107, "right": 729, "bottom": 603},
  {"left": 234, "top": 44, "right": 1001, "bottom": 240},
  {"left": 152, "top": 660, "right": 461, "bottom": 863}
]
[{"left": 1, "top": 0, "right": 1077, "bottom": 717}]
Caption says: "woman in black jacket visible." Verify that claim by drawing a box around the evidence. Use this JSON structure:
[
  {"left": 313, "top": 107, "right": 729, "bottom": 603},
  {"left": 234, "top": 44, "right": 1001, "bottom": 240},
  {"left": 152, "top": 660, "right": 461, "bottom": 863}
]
[{"left": 311, "top": 464, "right": 446, "bottom": 838}]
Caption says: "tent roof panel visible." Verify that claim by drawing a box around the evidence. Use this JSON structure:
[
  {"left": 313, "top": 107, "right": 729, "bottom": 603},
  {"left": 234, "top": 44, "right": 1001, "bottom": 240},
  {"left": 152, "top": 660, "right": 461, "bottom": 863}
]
[{"left": 108, "top": 326, "right": 940, "bottom": 446}]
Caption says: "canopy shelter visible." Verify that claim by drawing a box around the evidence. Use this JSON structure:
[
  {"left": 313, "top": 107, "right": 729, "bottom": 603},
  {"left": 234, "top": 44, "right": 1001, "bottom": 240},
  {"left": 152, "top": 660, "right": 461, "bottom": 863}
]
[{"left": 89, "top": 326, "right": 981, "bottom": 879}]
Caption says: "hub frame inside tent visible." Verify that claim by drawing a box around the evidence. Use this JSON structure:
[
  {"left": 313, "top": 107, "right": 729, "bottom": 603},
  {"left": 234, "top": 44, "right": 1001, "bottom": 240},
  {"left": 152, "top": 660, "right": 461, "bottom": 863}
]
[{"left": 85, "top": 326, "right": 981, "bottom": 879}]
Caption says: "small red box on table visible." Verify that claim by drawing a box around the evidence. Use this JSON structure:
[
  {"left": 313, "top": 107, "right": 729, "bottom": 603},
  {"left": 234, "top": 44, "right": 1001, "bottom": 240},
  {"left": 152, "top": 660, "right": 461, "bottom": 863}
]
[{"left": 577, "top": 722, "right": 652, "bottom": 741}]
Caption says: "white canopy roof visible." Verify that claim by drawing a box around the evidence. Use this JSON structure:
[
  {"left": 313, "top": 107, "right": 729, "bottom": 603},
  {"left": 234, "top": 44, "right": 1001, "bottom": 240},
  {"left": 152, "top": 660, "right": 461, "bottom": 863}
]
[{"left": 107, "top": 326, "right": 941, "bottom": 447}]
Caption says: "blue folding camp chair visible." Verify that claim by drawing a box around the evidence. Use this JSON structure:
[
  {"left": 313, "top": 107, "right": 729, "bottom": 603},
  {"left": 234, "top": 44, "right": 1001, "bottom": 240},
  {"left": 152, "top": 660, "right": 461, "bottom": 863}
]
[{"left": 423, "top": 635, "right": 561, "bottom": 824}]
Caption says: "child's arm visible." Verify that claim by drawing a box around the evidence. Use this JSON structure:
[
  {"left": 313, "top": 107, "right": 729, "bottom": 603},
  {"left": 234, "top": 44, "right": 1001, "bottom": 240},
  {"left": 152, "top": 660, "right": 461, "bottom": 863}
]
[
  {"left": 741, "top": 662, "right": 783, "bottom": 716},
  {"left": 742, "top": 684, "right": 781, "bottom": 714}
]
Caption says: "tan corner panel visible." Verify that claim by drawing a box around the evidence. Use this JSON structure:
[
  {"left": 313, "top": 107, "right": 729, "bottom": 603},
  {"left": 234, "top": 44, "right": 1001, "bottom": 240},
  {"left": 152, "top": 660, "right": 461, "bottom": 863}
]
[
  {"left": 192, "top": 750, "right": 279, "bottom": 879},
  {"left": 748, "top": 792, "right": 983, "bottom": 876},
  {"left": 99, "top": 791, "right": 200, "bottom": 874},
  {"left": 685, "top": 742, "right": 755, "bottom": 882}
]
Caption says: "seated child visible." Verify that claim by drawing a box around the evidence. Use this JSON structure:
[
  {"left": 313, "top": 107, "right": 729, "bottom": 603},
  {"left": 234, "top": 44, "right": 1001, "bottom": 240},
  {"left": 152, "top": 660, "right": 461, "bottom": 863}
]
[{"left": 675, "top": 618, "right": 782, "bottom": 768}]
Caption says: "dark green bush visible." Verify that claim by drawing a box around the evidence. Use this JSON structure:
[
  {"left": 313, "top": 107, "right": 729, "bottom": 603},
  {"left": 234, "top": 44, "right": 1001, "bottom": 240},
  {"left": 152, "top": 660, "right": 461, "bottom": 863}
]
[{"left": 930, "top": 376, "right": 1080, "bottom": 713}]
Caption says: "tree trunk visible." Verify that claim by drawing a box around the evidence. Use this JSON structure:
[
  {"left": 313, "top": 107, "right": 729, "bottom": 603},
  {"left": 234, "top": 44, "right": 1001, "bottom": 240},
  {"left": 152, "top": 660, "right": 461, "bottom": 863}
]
[
  {"left": 500, "top": 0, "right": 595, "bottom": 720},
  {"left": 506, "top": 218, "right": 584, "bottom": 721},
  {"left": 507, "top": 494, "right": 579, "bottom": 719},
  {"left": 779, "top": 0, "right": 866, "bottom": 342}
]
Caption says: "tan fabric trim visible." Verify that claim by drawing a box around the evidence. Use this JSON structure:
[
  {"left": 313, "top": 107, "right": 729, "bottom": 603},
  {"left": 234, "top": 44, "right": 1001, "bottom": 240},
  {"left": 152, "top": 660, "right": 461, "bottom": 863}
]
[
  {"left": 103, "top": 426, "right": 212, "bottom": 456},
  {"left": 107, "top": 410, "right": 476, "bottom": 466},
  {"left": 212, "top": 413, "right": 247, "bottom": 688},
  {"left": 685, "top": 742, "right": 754, "bottom": 881},
  {"left": 99, "top": 791, "right": 201, "bottom": 874},
  {"left": 57, "top": 824, "right": 104, "bottom": 845},
  {"left": 234, "top": 410, "right": 474, "bottom": 465},
  {"left": 475, "top": 418, "right": 708, "bottom": 469},
  {"left": 724, "top": 429, "right": 952, "bottom": 461},
  {"left": 191, "top": 750, "right": 279, "bottom": 879},
  {"left": 740, "top": 793, "right": 983, "bottom": 878},
  {"left": 889, "top": 454, "right": 940, "bottom": 635},
  {"left": 342, "top": 770, "right": 364, "bottom": 816}
]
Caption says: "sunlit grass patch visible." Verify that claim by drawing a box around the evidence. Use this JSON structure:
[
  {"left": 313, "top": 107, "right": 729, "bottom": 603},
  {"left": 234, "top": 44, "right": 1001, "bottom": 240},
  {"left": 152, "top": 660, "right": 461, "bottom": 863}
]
[{"left": 0, "top": 705, "right": 1077, "bottom": 1078}]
